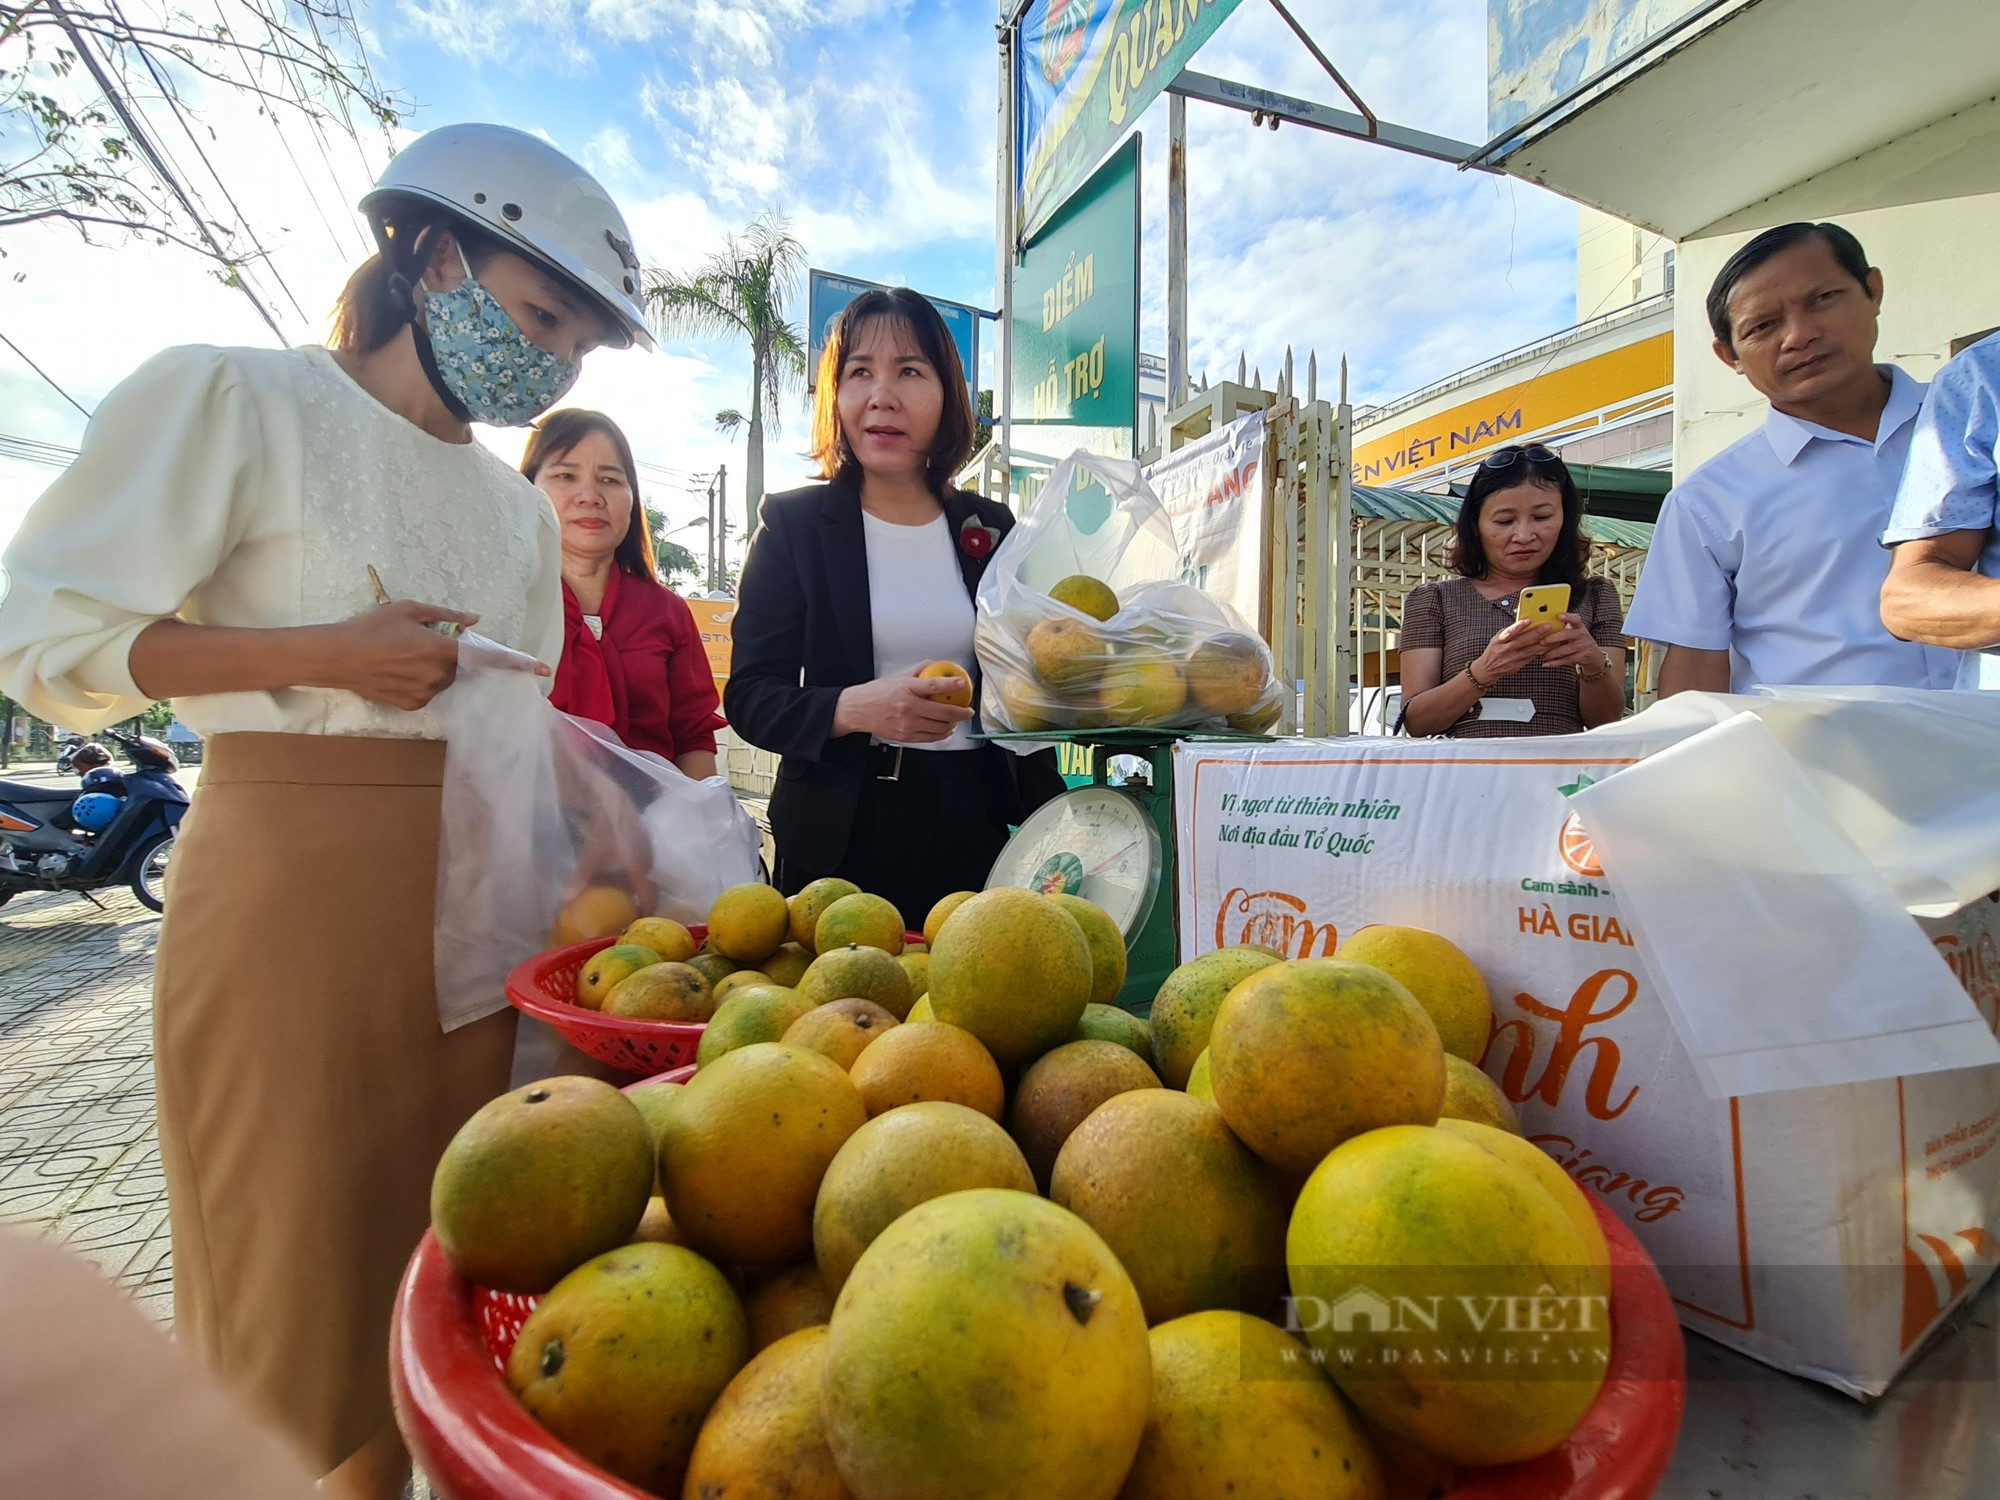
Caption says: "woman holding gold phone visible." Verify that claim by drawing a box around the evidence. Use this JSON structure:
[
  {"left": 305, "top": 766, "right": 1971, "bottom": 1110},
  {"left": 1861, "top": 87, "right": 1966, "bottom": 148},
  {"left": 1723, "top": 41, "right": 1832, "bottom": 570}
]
[{"left": 1399, "top": 445, "right": 1627, "bottom": 738}]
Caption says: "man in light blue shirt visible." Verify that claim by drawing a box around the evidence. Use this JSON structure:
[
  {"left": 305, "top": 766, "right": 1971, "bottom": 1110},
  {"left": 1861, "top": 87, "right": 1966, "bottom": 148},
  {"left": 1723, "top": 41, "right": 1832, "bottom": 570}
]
[
  {"left": 1881, "top": 333, "right": 2000, "bottom": 688},
  {"left": 1627, "top": 221, "right": 1958, "bottom": 695}
]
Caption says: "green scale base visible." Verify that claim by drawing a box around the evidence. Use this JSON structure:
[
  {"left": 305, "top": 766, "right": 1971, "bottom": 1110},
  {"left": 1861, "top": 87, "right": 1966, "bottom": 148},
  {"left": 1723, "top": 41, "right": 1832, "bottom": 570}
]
[{"left": 982, "top": 728, "right": 1273, "bottom": 1018}]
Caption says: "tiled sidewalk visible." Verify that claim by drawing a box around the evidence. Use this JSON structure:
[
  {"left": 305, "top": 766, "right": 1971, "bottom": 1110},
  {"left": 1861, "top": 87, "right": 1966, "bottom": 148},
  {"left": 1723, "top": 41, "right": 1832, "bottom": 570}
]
[{"left": 0, "top": 887, "right": 172, "bottom": 1320}]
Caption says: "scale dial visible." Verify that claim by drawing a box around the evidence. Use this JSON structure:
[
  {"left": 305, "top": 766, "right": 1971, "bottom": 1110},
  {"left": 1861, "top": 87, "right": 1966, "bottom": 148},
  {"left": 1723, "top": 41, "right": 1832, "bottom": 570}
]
[{"left": 986, "top": 786, "right": 1163, "bottom": 940}]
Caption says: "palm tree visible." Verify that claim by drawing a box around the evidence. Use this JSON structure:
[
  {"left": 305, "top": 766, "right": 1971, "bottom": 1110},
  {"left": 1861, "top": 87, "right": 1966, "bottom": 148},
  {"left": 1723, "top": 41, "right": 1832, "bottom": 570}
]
[{"left": 648, "top": 214, "right": 810, "bottom": 535}]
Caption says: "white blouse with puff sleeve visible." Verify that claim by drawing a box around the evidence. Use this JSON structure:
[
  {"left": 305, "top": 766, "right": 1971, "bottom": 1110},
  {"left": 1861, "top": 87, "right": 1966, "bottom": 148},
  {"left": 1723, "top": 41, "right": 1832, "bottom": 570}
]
[{"left": 0, "top": 344, "right": 563, "bottom": 739}]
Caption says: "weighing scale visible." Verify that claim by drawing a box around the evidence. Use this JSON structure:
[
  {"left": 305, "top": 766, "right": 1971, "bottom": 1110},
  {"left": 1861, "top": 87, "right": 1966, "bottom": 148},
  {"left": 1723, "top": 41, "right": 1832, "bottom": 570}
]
[{"left": 982, "top": 728, "right": 1271, "bottom": 1017}]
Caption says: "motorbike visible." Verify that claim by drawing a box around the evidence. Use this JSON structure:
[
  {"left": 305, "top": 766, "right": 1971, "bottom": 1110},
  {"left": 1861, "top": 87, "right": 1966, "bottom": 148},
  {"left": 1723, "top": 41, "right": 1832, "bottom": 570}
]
[
  {"left": 54, "top": 736, "right": 106, "bottom": 776},
  {"left": 0, "top": 730, "right": 189, "bottom": 913}
]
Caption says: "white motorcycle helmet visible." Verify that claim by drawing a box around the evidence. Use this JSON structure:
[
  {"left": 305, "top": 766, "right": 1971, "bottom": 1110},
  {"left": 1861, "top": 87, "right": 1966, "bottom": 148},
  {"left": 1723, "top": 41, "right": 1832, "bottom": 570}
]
[{"left": 360, "top": 124, "right": 654, "bottom": 351}]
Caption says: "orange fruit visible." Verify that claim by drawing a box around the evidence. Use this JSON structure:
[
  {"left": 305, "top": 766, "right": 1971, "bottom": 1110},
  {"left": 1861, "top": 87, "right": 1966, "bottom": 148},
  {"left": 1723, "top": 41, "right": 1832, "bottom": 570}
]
[
  {"left": 1049, "top": 573, "right": 1120, "bottom": 621},
  {"left": 1101, "top": 659, "right": 1188, "bottom": 726},
  {"left": 601, "top": 962, "right": 713, "bottom": 1022},
  {"left": 758, "top": 941, "right": 815, "bottom": 989},
  {"left": 789, "top": 877, "right": 861, "bottom": 952},
  {"left": 847, "top": 1022, "right": 1005, "bottom": 1121},
  {"left": 708, "top": 882, "right": 791, "bottom": 963},
  {"left": 1183, "top": 632, "right": 1269, "bottom": 717},
  {"left": 815, "top": 893, "right": 906, "bottom": 956},
  {"left": 431, "top": 1077, "right": 653, "bottom": 1294},
  {"left": 1124, "top": 1311, "right": 1383, "bottom": 1499},
  {"left": 923, "top": 890, "right": 978, "bottom": 947},
  {"left": 821, "top": 1190, "right": 1150, "bottom": 1500},
  {"left": 622, "top": 916, "right": 697, "bottom": 962},
  {"left": 1050, "top": 1089, "right": 1290, "bottom": 1324},
  {"left": 744, "top": 1260, "right": 837, "bottom": 1352},
  {"left": 628, "top": 1196, "right": 683, "bottom": 1246},
  {"left": 1441, "top": 1055, "right": 1523, "bottom": 1134},
  {"left": 655, "top": 1043, "right": 868, "bottom": 1267},
  {"left": 1025, "top": 616, "right": 1111, "bottom": 694},
  {"left": 575, "top": 943, "right": 661, "bottom": 1011},
  {"left": 1007, "top": 1039, "right": 1161, "bottom": 1191},
  {"left": 784, "top": 998, "right": 900, "bottom": 1071},
  {"left": 683, "top": 1326, "right": 849, "bottom": 1499},
  {"left": 552, "top": 885, "right": 638, "bottom": 946},
  {"left": 928, "top": 886, "right": 1093, "bottom": 1063},
  {"left": 813, "top": 1101, "right": 1035, "bottom": 1294},
  {"left": 799, "top": 943, "right": 915, "bottom": 1018},
  {"left": 695, "top": 986, "right": 816, "bottom": 1068},
  {"left": 506, "top": 1243, "right": 747, "bottom": 1494},
  {"left": 1149, "top": 947, "right": 1285, "bottom": 1088},
  {"left": 1337, "top": 924, "right": 1493, "bottom": 1061},
  {"left": 1048, "top": 893, "right": 1128, "bottom": 1006},
  {"left": 917, "top": 660, "right": 974, "bottom": 708},
  {"left": 1209, "top": 959, "right": 1445, "bottom": 1173}
]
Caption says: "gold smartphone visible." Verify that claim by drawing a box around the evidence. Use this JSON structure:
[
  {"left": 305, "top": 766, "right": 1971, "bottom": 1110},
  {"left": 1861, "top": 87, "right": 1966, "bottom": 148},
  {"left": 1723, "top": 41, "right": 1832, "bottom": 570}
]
[{"left": 1516, "top": 583, "right": 1572, "bottom": 630}]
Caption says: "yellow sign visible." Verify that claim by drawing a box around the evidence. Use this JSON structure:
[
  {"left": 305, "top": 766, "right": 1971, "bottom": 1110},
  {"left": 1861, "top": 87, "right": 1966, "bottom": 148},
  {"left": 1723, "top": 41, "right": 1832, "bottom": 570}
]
[
  {"left": 686, "top": 598, "right": 736, "bottom": 685},
  {"left": 1353, "top": 333, "right": 1673, "bottom": 487}
]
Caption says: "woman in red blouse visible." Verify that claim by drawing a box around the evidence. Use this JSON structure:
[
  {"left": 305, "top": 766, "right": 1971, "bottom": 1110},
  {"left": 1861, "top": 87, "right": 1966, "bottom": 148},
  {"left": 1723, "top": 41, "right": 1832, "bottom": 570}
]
[{"left": 522, "top": 410, "right": 723, "bottom": 777}]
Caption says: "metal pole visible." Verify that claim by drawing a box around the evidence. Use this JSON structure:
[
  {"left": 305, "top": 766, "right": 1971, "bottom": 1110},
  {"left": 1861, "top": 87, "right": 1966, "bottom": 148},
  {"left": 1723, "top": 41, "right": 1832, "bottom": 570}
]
[
  {"left": 996, "top": 24, "right": 1016, "bottom": 503},
  {"left": 712, "top": 476, "right": 728, "bottom": 592},
  {"left": 1331, "top": 360, "right": 1355, "bottom": 737},
  {"left": 718, "top": 464, "right": 730, "bottom": 587},
  {"left": 1167, "top": 92, "right": 1189, "bottom": 411}
]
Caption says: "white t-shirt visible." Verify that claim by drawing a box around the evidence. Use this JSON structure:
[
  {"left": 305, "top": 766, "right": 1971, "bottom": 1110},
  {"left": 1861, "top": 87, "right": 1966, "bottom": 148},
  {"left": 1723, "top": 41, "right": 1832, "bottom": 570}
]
[
  {"left": 861, "top": 510, "right": 978, "bottom": 751},
  {"left": 1624, "top": 365, "right": 1957, "bottom": 693},
  {"left": 0, "top": 344, "right": 563, "bottom": 738}
]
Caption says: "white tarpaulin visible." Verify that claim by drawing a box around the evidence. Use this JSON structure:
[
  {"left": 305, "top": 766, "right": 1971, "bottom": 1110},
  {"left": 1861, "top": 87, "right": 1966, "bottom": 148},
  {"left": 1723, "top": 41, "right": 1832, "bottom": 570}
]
[
  {"left": 1570, "top": 687, "right": 2000, "bottom": 1098},
  {"left": 1143, "top": 408, "right": 1266, "bottom": 633}
]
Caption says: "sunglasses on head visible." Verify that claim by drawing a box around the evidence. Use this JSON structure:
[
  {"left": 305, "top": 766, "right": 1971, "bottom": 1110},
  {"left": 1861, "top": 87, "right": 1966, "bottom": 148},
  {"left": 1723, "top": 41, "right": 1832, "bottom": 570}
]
[{"left": 1480, "top": 444, "right": 1559, "bottom": 471}]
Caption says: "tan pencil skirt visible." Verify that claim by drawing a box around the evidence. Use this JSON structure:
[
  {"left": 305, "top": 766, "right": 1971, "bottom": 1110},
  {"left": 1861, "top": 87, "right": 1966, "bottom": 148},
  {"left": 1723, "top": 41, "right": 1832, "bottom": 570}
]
[{"left": 151, "top": 732, "right": 516, "bottom": 1473}]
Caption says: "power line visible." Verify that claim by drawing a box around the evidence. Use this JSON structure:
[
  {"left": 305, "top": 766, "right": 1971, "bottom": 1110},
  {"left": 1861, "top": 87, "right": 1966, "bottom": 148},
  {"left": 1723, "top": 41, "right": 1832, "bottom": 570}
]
[
  {"left": 0, "top": 332, "right": 93, "bottom": 419},
  {"left": 211, "top": 0, "right": 364, "bottom": 271},
  {"left": 0, "top": 432, "right": 82, "bottom": 468},
  {"left": 46, "top": 0, "right": 288, "bottom": 342},
  {"left": 115, "top": 0, "right": 309, "bottom": 326}
]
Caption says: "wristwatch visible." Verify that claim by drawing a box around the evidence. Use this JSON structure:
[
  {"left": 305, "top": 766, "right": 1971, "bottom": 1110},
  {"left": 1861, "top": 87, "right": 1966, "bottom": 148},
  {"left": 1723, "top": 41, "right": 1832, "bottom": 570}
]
[{"left": 1576, "top": 653, "right": 1612, "bottom": 682}]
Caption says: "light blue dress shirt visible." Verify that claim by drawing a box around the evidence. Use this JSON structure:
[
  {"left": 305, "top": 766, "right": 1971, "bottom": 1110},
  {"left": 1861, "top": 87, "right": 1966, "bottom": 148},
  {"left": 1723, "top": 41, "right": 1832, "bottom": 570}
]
[
  {"left": 1626, "top": 365, "right": 1958, "bottom": 692},
  {"left": 1882, "top": 333, "right": 2000, "bottom": 690}
]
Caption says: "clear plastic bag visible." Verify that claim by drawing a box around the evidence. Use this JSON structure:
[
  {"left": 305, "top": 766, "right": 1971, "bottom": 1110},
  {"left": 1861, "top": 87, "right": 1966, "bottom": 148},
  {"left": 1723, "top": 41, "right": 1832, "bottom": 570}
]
[
  {"left": 433, "top": 633, "right": 762, "bottom": 1034},
  {"left": 975, "top": 451, "right": 1282, "bottom": 736}
]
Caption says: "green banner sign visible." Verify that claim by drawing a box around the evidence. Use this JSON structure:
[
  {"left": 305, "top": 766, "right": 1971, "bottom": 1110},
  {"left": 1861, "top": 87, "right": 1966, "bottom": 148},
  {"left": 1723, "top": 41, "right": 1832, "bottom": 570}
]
[
  {"left": 1015, "top": 0, "right": 1244, "bottom": 242},
  {"left": 1011, "top": 135, "right": 1139, "bottom": 432}
]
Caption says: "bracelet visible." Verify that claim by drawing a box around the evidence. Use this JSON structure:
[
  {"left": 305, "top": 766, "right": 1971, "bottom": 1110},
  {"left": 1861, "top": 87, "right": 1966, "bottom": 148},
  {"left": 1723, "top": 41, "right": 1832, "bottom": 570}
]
[
  {"left": 1576, "top": 654, "right": 1611, "bottom": 683},
  {"left": 1465, "top": 663, "right": 1491, "bottom": 692}
]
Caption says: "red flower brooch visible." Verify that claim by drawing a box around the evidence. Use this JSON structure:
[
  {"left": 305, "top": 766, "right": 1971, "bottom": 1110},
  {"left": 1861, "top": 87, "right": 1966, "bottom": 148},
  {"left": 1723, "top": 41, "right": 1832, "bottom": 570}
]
[{"left": 958, "top": 517, "right": 1000, "bottom": 560}]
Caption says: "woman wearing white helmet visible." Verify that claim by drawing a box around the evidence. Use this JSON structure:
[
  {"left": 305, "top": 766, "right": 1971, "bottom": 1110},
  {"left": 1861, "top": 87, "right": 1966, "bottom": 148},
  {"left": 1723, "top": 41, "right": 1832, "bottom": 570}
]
[{"left": 0, "top": 123, "right": 650, "bottom": 1499}]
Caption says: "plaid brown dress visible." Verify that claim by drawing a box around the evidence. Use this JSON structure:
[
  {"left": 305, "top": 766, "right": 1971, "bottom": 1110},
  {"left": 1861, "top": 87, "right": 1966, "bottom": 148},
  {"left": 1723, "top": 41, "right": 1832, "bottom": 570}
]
[{"left": 1401, "top": 576, "right": 1625, "bottom": 738}]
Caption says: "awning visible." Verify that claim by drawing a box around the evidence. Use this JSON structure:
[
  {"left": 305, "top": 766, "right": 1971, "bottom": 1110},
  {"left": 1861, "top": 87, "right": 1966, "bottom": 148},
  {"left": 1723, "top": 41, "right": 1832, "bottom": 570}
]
[
  {"left": 1353, "top": 485, "right": 1657, "bottom": 549},
  {"left": 1479, "top": 0, "right": 2000, "bottom": 239}
]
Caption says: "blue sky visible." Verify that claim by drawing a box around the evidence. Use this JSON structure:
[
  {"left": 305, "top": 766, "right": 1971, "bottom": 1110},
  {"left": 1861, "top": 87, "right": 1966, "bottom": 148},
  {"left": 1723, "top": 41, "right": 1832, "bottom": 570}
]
[{"left": 0, "top": 0, "right": 1582, "bottom": 558}]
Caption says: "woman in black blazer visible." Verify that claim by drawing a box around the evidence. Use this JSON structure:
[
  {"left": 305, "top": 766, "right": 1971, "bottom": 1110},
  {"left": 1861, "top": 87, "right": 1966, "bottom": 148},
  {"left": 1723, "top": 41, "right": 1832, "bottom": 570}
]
[{"left": 725, "top": 289, "right": 1065, "bottom": 928}]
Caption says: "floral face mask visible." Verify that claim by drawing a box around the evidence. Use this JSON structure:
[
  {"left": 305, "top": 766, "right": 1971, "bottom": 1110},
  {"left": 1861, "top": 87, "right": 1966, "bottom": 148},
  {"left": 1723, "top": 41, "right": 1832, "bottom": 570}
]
[{"left": 417, "top": 246, "right": 580, "bottom": 427}]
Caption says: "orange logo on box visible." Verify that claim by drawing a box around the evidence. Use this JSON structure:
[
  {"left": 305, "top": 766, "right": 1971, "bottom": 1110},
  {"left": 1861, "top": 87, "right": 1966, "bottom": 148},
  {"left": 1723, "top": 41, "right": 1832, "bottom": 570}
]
[
  {"left": 1558, "top": 812, "right": 1604, "bottom": 879},
  {"left": 1556, "top": 775, "right": 1605, "bottom": 878},
  {"left": 1215, "top": 888, "right": 1338, "bottom": 959}
]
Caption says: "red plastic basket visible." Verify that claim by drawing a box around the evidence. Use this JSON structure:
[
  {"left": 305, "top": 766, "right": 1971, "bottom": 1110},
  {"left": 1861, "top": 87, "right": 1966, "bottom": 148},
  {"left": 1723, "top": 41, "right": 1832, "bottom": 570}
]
[
  {"left": 506, "top": 928, "right": 926, "bottom": 1077},
  {"left": 505, "top": 934, "right": 709, "bottom": 1077},
  {"left": 392, "top": 1185, "right": 1684, "bottom": 1500}
]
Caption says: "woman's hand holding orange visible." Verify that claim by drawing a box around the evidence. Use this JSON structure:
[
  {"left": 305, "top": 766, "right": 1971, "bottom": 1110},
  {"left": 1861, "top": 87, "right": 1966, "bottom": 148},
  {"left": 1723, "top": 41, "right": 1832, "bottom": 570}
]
[{"left": 833, "top": 667, "right": 975, "bottom": 743}]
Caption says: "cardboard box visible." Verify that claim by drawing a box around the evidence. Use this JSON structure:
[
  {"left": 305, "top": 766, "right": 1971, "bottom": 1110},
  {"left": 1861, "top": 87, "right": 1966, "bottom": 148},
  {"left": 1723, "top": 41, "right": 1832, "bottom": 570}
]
[{"left": 1174, "top": 732, "right": 2000, "bottom": 1398}]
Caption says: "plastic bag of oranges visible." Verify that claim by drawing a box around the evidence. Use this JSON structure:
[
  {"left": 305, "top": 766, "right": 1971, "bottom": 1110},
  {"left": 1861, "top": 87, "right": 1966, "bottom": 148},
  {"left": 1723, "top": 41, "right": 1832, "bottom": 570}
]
[{"left": 975, "top": 451, "right": 1282, "bottom": 737}]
